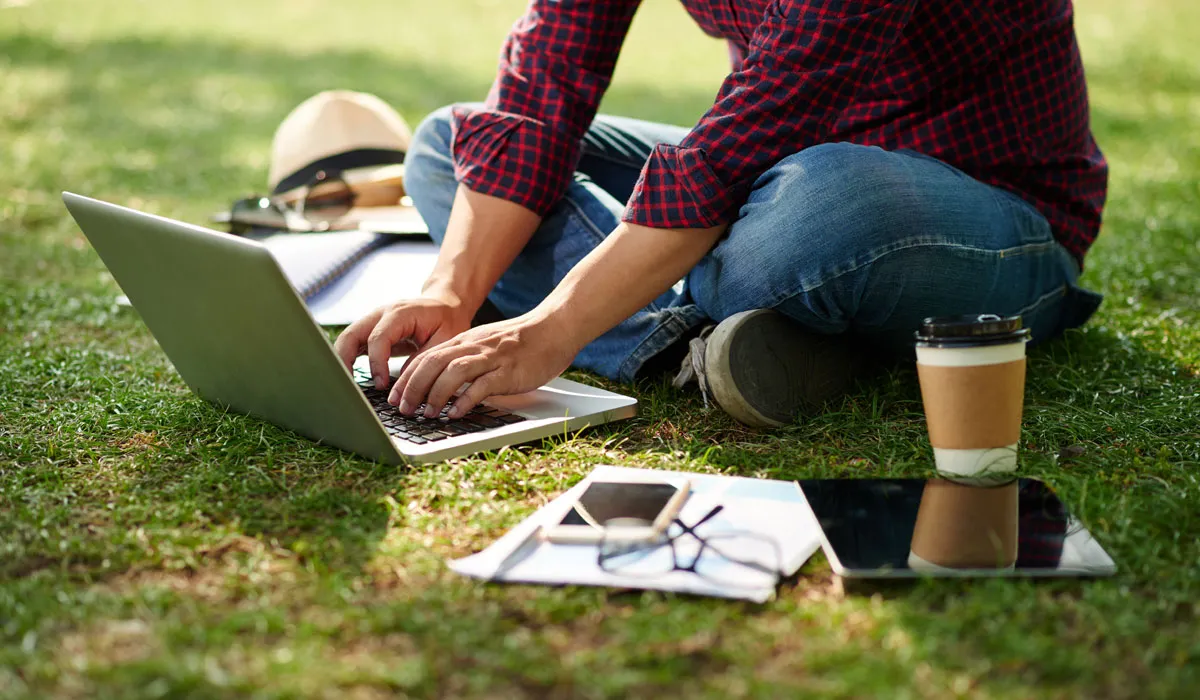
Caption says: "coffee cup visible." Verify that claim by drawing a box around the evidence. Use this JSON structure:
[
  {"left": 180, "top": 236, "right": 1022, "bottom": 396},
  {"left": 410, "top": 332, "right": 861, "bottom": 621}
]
[
  {"left": 914, "top": 314, "right": 1031, "bottom": 476},
  {"left": 907, "top": 476, "right": 1019, "bottom": 571}
]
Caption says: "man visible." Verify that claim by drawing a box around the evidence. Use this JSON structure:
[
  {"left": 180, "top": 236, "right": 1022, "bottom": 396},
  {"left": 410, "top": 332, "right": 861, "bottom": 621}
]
[{"left": 335, "top": 0, "right": 1106, "bottom": 428}]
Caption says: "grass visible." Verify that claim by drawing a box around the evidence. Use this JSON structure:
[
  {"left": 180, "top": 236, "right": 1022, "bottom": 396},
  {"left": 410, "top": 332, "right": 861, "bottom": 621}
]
[{"left": 1, "top": 0, "right": 1197, "bottom": 697}]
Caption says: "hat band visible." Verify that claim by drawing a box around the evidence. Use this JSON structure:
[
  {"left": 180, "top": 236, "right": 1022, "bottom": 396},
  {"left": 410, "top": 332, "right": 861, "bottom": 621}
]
[{"left": 273, "top": 147, "right": 406, "bottom": 195}]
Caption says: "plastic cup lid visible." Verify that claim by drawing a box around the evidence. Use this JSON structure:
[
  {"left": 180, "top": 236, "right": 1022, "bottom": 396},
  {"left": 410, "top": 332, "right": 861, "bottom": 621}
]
[{"left": 914, "top": 314, "right": 1031, "bottom": 347}]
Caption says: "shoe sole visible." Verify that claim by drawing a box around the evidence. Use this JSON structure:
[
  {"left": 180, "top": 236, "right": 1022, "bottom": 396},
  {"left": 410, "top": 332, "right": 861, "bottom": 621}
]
[{"left": 704, "top": 310, "right": 860, "bottom": 428}]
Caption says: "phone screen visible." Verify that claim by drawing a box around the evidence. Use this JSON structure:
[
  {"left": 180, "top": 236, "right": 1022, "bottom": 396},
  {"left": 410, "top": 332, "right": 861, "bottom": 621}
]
[{"left": 558, "top": 481, "right": 681, "bottom": 529}]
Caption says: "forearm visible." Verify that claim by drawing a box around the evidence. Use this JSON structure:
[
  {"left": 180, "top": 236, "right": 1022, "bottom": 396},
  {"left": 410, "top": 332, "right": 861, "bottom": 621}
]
[
  {"left": 422, "top": 186, "right": 541, "bottom": 314},
  {"left": 533, "top": 221, "right": 726, "bottom": 350}
]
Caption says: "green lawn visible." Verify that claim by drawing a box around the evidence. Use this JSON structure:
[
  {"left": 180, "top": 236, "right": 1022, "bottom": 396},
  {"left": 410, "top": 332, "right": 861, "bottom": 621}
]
[{"left": 2, "top": 0, "right": 1198, "bottom": 697}]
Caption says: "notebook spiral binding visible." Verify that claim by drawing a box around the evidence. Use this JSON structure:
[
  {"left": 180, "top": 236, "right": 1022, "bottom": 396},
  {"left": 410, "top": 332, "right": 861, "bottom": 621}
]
[{"left": 295, "top": 232, "right": 394, "bottom": 300}]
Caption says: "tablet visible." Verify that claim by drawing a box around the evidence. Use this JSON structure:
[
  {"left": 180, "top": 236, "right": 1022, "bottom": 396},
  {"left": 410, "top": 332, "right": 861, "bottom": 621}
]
[{"left": 796, "top": 477, "right": 1116, "bottom": 579}]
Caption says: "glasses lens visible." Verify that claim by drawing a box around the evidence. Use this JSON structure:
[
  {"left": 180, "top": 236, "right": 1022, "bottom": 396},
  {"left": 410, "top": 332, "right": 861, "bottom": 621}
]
[
  {"left": 598, "top": 533, "right": 672, "bottom": 578},
  {"left": 693, "top": 531, "right": 781, "bottom": 589},
  {"left": 302, "top": 170, "right": 355, "bottom": 223},
  {"left": 231, "top": 196, "right": 267, "bottom": 212},
  {"left": 228, "top": 196, "right": 290, "bottom": 233}
]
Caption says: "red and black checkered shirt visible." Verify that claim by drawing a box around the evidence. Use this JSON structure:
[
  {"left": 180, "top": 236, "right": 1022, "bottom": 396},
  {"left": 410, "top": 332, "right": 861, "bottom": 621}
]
[{"left": 451, "top": 0, "right": 1108, "bottom": 262}]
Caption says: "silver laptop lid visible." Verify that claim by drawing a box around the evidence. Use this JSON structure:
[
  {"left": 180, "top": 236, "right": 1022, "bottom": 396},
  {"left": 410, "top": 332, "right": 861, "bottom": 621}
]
[{"left": 62, "top": 193, "right": 401, "bottom": 464}]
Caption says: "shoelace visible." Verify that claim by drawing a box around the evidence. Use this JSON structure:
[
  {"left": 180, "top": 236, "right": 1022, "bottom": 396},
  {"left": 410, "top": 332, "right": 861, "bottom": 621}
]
[{"left": 671, "top": 326, "right": 715, "bottom": 409}]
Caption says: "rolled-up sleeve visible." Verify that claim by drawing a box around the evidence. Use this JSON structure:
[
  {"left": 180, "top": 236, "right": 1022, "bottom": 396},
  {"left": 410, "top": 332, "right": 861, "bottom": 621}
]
[
  {"left": 451, "top": 1, "right": 642, "bottom": 216},
  {"left": 623, "top": 0, "right": 916, "bottom": 229}
]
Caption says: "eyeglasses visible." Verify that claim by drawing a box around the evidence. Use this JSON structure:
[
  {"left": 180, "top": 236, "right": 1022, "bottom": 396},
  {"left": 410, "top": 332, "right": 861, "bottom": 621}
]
[
  {"left": 597, "top": 505, "right": 783, "bottom": 590},
  {"left": 227, "top": 169, "right": 356, "bottom": 235}
]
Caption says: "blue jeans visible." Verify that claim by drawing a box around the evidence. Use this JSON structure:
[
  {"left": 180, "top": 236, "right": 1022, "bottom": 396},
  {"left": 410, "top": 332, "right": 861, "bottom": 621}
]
[{"left": 405, "top": 105, "right": 1102, "bottom": 383}]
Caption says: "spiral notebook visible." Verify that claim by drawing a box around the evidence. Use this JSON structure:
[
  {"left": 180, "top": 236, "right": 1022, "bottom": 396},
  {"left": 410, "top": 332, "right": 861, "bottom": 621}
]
[
  {"left": 117, "top": 228, "right": 439, "bottom": 325},
  {"left": 261, "top": 230, "right": 439, "bottom": 326},
  {"left": 116, "top": 208, "right": 440, "bottom": 325}
]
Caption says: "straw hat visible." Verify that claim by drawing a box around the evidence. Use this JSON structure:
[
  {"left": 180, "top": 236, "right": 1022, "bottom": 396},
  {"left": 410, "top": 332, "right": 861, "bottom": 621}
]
[{"left": 269, "top": 90, "right": 411, "bottom": 206}]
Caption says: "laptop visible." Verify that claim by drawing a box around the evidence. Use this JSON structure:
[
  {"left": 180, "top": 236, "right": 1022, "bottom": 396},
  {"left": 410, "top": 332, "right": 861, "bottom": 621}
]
[
  {"left": 796, "top": 477, "right": 1116, "bottom": 579},
  {"left": 63, "top": 193, "right": 638, "bottom": 465}
]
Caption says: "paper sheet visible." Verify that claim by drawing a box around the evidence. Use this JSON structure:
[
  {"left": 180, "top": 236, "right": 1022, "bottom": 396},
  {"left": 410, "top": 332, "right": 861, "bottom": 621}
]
[
  {"left": 306, "top": 240, "right": 439, "bottom": 326},
  {"left": 113, "top": 232, "right": 438, "bottom": 325},
  {"left": 260, "top": 230, "right": 384, "bottom": 295},
  {"left": 449, "top": 465, "right": 822, "bottom": 603}
]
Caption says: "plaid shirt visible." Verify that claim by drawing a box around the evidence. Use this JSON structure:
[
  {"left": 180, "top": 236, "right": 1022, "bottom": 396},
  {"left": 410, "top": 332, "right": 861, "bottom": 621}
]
[{"left": 451, "top": 0, "right": 1108, "bottom": 262}]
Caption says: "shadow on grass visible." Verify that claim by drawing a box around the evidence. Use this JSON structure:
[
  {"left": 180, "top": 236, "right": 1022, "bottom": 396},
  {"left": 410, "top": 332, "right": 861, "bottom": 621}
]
[
  {"left": 630, "top": 323, "right": 1197, "bottom": 473},
  {"left": 783, "top": 326, "right": 1198, "bottom": 691},
  {"left": 5, "top": 22, "right": 1200, "bottom": 697},
  {"left": 0, "top": 29, "right": 725, "bottom": 581},
  {"left": 603, "top": 321, "right": 1199, "bottom": 689}
]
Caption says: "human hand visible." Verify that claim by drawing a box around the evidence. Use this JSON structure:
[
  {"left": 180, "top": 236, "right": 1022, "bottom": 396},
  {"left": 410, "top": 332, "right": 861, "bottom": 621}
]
[
  {"left": 387, "top": 312, "right": 579, "bottom": 419},
  {"left": 334, "top": 295, "right": 474, "bottom": 390}
]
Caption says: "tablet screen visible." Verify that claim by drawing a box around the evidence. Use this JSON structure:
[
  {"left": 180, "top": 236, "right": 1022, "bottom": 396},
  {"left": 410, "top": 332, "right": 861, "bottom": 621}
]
[{"left": 796, "top": 478, "right": 1116, "bottom": 578}]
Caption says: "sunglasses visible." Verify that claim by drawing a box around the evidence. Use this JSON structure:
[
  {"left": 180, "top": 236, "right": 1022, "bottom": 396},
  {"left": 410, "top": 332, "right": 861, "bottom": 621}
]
[{"left": 227, "top": 169, "right": 356, "bottom": 235}]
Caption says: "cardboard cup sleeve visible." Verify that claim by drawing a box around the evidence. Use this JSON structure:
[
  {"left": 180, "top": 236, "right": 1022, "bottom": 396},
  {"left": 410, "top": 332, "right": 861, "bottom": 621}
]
[{"left": 917, "top": 359, "right": 1026, "bottom": 450}]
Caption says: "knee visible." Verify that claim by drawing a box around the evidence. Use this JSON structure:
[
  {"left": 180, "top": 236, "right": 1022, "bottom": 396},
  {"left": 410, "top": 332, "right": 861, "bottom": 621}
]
[
  {"left": 742, "top": 143, "right": 920, "bottom": 257},
  {"left": 403, "top": 104, "right": 469, "bottom": 244},
  {"left": 690, "top": 144, "right": 932, "bottom": 322},
  {"left": 404, "top": 104, "right": 458, "bottom": 191}
]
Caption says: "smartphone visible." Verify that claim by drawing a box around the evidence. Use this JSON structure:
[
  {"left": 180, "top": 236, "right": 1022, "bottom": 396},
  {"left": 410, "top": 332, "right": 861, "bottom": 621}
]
[{"left": 541, "top": 480, "right": 690, "bottom": 544}]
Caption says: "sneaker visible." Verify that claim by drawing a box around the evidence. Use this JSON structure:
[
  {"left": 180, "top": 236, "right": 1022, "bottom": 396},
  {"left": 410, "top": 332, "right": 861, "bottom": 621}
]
[{"left": 672, "top": 309, "right": 863, "bottom": 428}]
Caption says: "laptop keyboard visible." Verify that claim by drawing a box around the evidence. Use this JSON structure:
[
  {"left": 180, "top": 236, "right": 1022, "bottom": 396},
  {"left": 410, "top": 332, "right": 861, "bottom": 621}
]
[{"left": 354, "top": 370, "right": 526, "bottom": 445}]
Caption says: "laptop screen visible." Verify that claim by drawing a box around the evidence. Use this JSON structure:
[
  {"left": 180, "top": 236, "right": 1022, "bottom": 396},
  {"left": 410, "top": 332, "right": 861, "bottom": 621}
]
[{"left": 797, "top": 478, "right": 1116, "bottom": 578}]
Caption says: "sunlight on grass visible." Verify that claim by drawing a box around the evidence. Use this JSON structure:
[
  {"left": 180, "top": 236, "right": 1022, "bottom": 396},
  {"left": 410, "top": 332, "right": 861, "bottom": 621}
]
[{"left": 1, "top": 0, "right": 1198, "bottom": 697}]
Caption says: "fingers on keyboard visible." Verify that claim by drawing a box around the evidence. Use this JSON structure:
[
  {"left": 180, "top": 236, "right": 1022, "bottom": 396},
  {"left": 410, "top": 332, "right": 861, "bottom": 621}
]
[{"left": 361, "top": 386, "right": 524, "bottom": 443}]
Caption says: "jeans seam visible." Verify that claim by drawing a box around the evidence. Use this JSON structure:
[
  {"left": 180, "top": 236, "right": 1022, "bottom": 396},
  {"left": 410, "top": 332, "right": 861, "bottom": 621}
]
[
  {"left": 1013, "top": 281, "right": 1068, "bottom": 318},
  {"left": 561, "top": 192, "right": 611, "bottom": 247},
  {"left": 771, "top": 239, "right": 1061, "bottom": 310}
]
